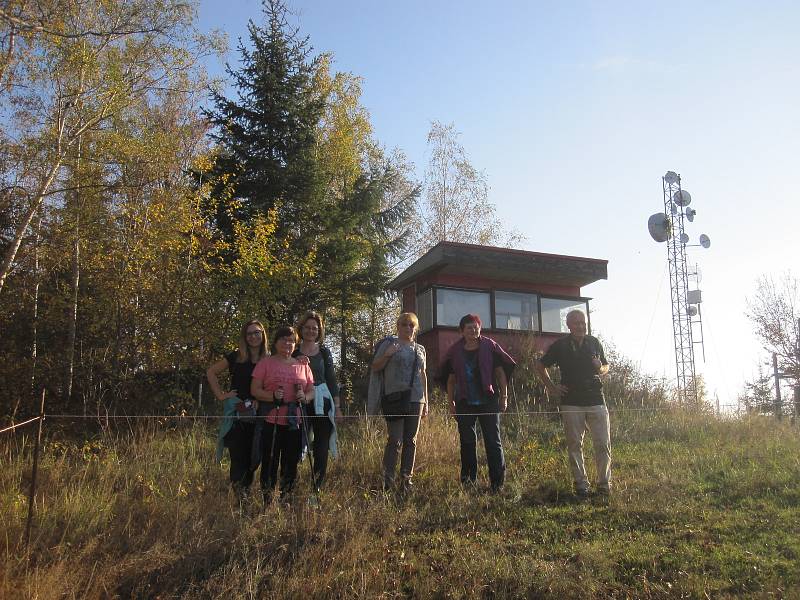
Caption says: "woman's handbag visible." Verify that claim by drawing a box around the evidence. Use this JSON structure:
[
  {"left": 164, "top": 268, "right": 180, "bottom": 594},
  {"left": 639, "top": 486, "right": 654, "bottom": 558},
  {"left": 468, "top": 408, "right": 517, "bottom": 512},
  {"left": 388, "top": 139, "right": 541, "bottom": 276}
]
[{"left": 380, "top": 343, "right": 418, "bottom": 421}]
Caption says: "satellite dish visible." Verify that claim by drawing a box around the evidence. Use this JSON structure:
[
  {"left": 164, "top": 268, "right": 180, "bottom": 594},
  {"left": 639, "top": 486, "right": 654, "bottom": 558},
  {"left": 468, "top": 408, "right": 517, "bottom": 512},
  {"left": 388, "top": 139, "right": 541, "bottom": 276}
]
[
  {"left": 687, "top": 305, "right": 698, "bottom": 316},
  {"left": 648, "top": 213, "right": 672, "bottom": 243},
  {"left": 686, "top": 207, "right": 696, "bottom": 222},
  {"left": 664, "top": 171, "right": 679, "bottom": 185},
  {"left": 699, "top": 234, "right": 711, "bottom": 249},
  {"left": 680, "top": 232, "right": 690, "bottom": 244},
  {"left": 672, "top": 189, "right": 692, "bottom": 207}
]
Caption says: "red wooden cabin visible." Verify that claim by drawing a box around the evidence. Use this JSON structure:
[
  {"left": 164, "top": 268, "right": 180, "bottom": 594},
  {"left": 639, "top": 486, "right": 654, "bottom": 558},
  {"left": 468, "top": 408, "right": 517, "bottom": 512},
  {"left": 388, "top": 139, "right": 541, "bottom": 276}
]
[{"left": 389, "top": 241, "right": 608, "bottom": 377}]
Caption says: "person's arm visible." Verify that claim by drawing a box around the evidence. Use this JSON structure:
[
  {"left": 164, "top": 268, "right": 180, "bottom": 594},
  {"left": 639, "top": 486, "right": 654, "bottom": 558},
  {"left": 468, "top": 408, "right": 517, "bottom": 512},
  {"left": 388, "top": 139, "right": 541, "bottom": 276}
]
[
  {"left": 323, "top": 347, "right": 342, "bottom": 418},
  {"left": 250, "top": 361, "right": 281, "bottom": 403},
  {"left": 533, "top": 359, "right": 568, "bottom": 398},
  {"left": 494, "top": 365, "right": 508, "bottom": 412},
  {"left": 592, "top": 340, "right": 610, "bottom": 376},
  {"left": 447, "top": 373, "right": 456, "bottom": 417},
  {"left": 207, "top": 358, "right": 237, "bottom": 402},
  {"left": 302, "top": 364, "right": 314, "bottom": 404},
  {"left": 421, "top": 367, "right": 429, "bottom": 418},
  {"left": 250, "top": 377, "right": 273, "bottom": 402},
  {"left": 371, "top": 339, "right": 399, "bottom": 371}
]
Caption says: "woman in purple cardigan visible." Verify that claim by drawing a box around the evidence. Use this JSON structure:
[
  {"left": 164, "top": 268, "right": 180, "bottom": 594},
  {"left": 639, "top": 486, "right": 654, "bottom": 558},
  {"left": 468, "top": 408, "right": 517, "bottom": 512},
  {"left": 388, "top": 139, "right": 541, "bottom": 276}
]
[{"left": 440, "top": 314, "right": 516, "bottom": 492}]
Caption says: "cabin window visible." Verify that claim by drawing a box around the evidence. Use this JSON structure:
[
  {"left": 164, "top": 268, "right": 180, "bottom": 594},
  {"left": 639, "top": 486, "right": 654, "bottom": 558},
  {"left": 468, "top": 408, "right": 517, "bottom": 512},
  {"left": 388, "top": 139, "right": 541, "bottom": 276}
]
[
  {"left": 436, "top": 288, "right": 491, "bottom": 328},
  {"left": 494, "top": 291, "right": 539, "bottom": 331},
  {"left": 540, "top": 297, "right": 589, "bottom": 333},
  {"left": 417, "top": 288, "right": 433, "bottom": 332}
]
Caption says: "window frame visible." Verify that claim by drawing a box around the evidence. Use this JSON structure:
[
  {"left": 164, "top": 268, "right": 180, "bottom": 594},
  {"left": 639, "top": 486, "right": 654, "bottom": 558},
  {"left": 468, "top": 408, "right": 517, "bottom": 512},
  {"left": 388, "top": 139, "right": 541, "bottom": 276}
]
[
  {"left": 432, "top": 286, "right": 493, "bottom": 330},
  {"left": 492, "top": 289, "right": 541, "bottom": 332},
  {"left": 538, "top": 295, "right": 592, "bottom": 334}
]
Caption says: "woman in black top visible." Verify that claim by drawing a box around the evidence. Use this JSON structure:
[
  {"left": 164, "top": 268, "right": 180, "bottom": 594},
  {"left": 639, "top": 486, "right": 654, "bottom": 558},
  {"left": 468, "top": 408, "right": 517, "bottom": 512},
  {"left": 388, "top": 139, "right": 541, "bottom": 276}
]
[
  {"left": 207, "top": 320, "right": 268, "bottom": 494},
  {"left": 293, "top": 311, "right": 340, "bottom": 488}
]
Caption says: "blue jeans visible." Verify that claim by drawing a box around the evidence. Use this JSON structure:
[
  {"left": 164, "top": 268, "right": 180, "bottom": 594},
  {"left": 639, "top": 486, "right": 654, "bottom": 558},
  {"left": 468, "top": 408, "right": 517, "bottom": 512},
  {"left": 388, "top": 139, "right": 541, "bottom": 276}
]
[{"left": 455, "top": 399, "right": 505, "bottom": 489}]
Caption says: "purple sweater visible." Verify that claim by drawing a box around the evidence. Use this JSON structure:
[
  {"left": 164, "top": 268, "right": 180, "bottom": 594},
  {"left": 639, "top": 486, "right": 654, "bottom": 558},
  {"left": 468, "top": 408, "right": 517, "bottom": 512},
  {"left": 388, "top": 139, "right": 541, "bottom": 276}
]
[{"left": 441, "top": 336, "right": 516, "bottom": 401}]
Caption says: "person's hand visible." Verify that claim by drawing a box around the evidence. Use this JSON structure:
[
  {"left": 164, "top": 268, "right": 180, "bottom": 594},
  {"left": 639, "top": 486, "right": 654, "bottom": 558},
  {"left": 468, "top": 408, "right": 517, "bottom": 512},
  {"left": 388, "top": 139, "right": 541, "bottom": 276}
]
[
  {"left": 591, "top": 354, "right": 603, "bottom": 372},
  {"left": 273, "top": 387, "right": 284, "bottom": 402},
  {"left": 334, "top": 405, "right": 343, "bottom": 422},
  {"left": 449, "top": 401, "right": 456, "bottom": 418},
  {"left": 384, "top": 342, "right": 400, "bottom": 357},
  {"left": 499, "top": 396, "right": 508, "bottom": 412},
  {"left": 235, "top": 400, "right": 254, "bottom": 414},
  {"left": 222, "top": 390, "right": 237, "bottom": 400},
  {"left": 296, "top": 354, "right": 310, "bottom": 366},
  {"left": 422, "top": 403, "right": 429, "bottom": 418},
  {"left": 547, "top": 383, "right": 568, "bottom": 398},
  {"left": 295, "top": 384, "right": 307, "bottom": 404}
]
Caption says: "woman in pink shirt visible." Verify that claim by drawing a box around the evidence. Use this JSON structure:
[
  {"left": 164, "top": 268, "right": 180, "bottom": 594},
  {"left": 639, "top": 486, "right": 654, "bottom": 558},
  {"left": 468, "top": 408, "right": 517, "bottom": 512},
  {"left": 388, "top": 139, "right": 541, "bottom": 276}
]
[{"left": 251, "top": 325, "right": 314, "bottom": 502}]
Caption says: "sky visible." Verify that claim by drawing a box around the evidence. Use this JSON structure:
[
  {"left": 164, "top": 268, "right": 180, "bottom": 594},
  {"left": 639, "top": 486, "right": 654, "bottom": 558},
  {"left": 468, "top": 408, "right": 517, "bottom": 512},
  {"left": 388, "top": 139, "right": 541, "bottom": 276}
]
[{"left": 196, "top": 0, "right": 800, "bottom": 408}]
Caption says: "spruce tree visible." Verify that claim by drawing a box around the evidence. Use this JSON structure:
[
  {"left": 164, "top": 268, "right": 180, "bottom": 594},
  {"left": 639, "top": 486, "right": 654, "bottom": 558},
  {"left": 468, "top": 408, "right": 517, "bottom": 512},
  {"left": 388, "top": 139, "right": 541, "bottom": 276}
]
[{"left": 202, "top": 0, "right": 326, "bottom": 251}]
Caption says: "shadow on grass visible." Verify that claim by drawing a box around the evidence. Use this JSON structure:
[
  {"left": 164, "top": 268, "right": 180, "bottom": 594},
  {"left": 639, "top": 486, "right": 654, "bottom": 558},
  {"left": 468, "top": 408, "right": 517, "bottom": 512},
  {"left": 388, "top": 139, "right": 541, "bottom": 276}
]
[{"left": 520, "top": 481, "right": 589, "bottom": 506}]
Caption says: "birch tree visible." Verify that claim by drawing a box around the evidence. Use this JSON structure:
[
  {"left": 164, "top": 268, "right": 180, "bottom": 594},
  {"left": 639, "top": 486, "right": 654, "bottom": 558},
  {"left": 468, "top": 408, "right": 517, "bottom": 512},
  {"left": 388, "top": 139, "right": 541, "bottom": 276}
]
[
  {"left": 0, "top": 0, "right": 215, "bottom": 295},
  {"left": 408, "top": 120, "right": 524, "bottom": 260}
]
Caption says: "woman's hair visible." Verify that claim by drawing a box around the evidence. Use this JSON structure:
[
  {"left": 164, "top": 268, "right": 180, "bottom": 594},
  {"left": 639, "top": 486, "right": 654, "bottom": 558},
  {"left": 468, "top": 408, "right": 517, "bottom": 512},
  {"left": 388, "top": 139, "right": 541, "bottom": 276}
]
[
  {"left": 396, "top": 312, "right": 419, "bottom": 338},
  {"left": 297, "top": 311, "right": 325, "bottom": 344},
  {"left": 458, "top": 313, "right": 482, "bottom": 330},
  {"left": 238, "top": 320, "right": 268, "bottom": 362},
  {"left": 270, "top": 325, "right": 298, "bottom": 354}
]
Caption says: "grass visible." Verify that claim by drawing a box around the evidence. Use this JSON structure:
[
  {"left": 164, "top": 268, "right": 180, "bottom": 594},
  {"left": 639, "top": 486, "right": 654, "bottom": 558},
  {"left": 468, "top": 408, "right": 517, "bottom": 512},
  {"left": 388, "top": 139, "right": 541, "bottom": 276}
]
[{"left": 1, "top": 408, "right": 799, "bottom": 599}]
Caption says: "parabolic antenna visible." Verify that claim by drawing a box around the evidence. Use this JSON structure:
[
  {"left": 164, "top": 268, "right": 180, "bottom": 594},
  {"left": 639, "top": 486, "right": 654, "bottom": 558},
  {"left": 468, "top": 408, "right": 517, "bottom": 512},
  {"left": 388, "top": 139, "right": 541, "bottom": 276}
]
[
  {"left": 648, "top": 213, "right": 672, "bottom": 243},
  {"left": 687, "top": 305, "right": 698, "bottom": 316},
  {"left": 686, "top": 207, "right": 696, "bottom": 222},
  {"left": 699, "top": 234, "right": 711, "bottom": 249},
  {"left": 672, "top": 189, "right": 692, "bottom": 207},
  {"left": 664, "top": 171, "right": 679, "bottom": 185},
  {"left": 680, "top": 232, "right": 690, "bottom": 244}
]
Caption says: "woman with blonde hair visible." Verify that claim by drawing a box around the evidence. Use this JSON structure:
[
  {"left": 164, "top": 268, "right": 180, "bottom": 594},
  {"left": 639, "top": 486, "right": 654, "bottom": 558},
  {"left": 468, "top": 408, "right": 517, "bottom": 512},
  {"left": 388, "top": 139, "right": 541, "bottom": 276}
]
[
  {"left": 370, "top": 312, "right": 428, "bottom": 492},
  {"left": 208, "top": 320, "right": 267, "bottom": 496}
]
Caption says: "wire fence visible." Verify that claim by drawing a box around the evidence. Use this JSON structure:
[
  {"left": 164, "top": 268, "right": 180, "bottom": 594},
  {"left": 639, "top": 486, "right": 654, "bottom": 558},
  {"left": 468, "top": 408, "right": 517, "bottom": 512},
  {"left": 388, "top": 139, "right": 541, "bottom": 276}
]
[
  {"left": 0, "top": 416, "right": 41, "bottom": 435},
  {"left": 0, "top": 403, "right": 754, "bottom": 430}
]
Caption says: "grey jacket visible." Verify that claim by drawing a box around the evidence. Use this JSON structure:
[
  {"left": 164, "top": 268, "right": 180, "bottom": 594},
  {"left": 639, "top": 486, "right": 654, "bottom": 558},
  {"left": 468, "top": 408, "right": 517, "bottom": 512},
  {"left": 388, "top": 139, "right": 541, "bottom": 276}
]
[{"left": 367, "top": 337, "right": 426, "bottom": 416}]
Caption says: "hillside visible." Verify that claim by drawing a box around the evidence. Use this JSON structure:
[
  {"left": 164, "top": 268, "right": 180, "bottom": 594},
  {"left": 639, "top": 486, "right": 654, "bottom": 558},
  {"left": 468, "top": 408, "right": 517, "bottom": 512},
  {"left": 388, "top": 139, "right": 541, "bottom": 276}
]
[{"left": 2, "top": 409, "right": 799, "bottom": 598}]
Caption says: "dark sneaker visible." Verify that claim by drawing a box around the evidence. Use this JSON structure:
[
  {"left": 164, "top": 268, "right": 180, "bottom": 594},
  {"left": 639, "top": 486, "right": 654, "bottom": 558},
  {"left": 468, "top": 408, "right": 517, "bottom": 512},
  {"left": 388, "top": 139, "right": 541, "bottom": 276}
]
[
  {"left": 575, "top": 488, "right": 591, "bottom": 499},
  {"left": 596, "top": 486, "right": 611, "bottom": 496},
  {"left": 399, "top": 478, "right": 414, "bottom": 496}
]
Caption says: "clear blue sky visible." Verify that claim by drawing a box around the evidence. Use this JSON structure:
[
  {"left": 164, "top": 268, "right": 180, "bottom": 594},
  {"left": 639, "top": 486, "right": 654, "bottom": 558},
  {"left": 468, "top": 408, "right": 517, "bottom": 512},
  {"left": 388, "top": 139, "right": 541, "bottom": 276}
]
[{"left": 197, "top": 0, "right": 800, "bottom": 407}]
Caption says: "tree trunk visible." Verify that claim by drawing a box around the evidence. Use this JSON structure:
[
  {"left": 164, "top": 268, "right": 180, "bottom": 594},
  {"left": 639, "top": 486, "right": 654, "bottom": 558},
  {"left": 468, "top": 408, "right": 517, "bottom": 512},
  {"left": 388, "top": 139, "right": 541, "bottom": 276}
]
[
  {"left": 66, "top": 215, "right": 80, "bottom": 408},
  {"left": 65, "top": 134, "right": 82, "bottom": 409},
  {"left": 340, "top": 290, "right": 348, "bottom": 407},
  {"left": 30, "top": 216, "right": 41, "bottom": 393},
  {"left": 0, "top": 158, "right": 63, "bottom": 295}
]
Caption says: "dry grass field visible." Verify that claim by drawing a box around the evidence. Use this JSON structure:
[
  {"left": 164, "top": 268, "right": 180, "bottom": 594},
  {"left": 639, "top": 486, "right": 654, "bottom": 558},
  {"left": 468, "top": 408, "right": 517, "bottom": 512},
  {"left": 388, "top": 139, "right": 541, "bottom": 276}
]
[{"left": 2, "top": 407, "right": 799, "bottom": 599}]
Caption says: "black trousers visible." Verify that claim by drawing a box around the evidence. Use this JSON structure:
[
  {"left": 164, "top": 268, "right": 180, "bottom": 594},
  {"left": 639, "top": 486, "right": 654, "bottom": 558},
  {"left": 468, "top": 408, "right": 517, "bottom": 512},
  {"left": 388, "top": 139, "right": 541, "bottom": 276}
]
[
  {"left": 224, "top": 422, "right": 255, "bottom": 489},
  {"left": 308, "top": 398, "right": 334, "bottom": 486},
  {"left": 259, "top": 423, "right": 302, "bottom": 496},
  {"left": 455, "top": 399, "right": 505, "bottom": 489}
]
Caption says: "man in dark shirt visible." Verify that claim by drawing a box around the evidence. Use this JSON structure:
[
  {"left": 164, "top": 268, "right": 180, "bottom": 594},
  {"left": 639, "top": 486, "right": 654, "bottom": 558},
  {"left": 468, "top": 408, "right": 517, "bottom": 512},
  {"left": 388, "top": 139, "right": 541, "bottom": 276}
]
[{"left": 534, "top": 310, "right": 611, "bottom": 497}]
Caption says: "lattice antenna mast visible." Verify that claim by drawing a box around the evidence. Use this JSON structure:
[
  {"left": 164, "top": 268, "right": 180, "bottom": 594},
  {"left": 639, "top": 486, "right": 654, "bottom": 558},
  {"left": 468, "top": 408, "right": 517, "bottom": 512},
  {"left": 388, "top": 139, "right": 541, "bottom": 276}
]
[
  {"left": 663, "top": 174, "right": 696, "bottom": 404},
  {"left": 648, "top": 171, "right": 711, "bottom": 405}
]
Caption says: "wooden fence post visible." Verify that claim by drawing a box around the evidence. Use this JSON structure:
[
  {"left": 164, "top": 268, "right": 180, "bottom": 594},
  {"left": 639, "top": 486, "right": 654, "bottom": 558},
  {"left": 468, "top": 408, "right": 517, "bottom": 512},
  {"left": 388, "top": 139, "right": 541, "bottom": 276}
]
[{"left": 24, "top": 389, "right": 46, "bottom": 553}]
